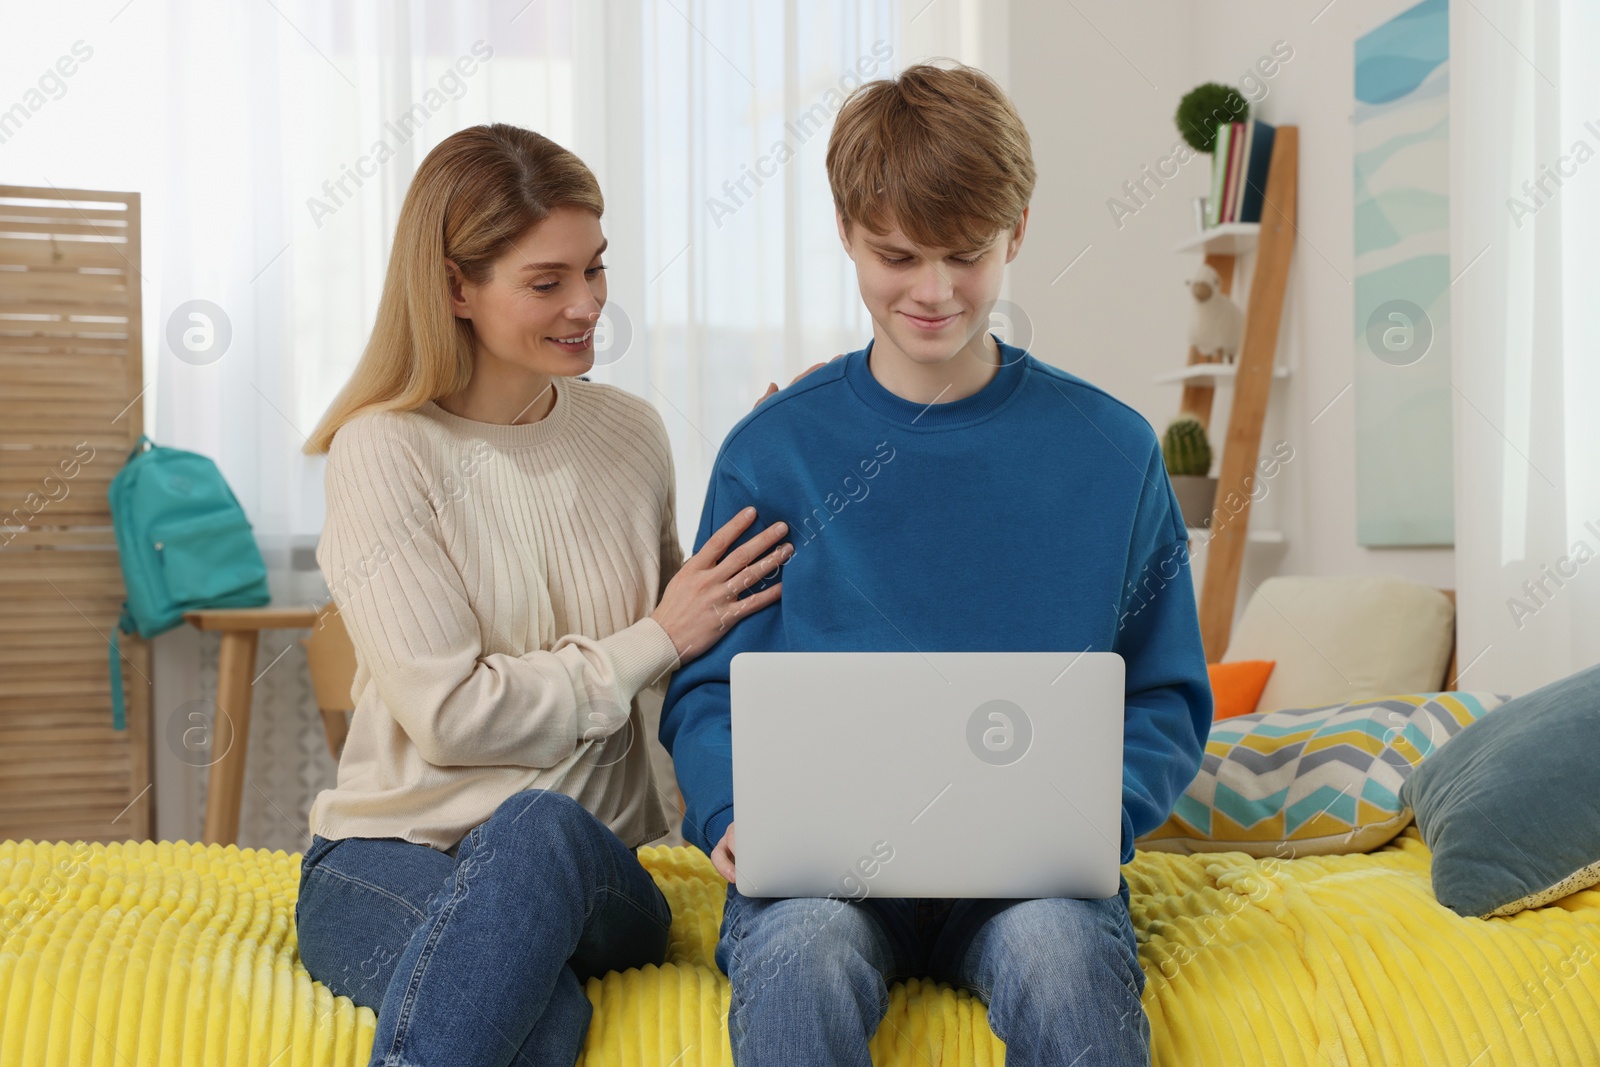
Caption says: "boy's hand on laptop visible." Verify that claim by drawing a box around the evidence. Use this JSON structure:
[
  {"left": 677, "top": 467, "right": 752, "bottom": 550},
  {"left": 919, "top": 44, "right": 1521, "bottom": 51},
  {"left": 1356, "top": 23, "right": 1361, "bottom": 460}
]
[
  {"left": 710, "top": 822, "right": 737, "bottom": 882},
  {"left": 753, "top": 354, "right": 844, "bottom": 409},
  {"left": 651, "top": 508, "right": 792, "bottom": 663}
]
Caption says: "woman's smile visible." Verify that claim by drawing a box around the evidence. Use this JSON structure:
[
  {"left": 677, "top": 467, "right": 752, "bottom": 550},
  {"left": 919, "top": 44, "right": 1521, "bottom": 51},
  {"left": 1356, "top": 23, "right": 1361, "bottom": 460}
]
[{"left": 547, "top": 327, "right": 595, "bottom": 353}]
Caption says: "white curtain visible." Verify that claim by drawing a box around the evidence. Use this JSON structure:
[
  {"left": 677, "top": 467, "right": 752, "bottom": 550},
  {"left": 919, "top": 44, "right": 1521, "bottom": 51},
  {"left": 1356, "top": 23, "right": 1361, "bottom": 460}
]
[
  {"left": 1454, "top": 0, "right": 1600, "bottom": 697},
  {"left": 1, "top": 0, "right": 991, "bottom": 849},
  {"left": 156, "top": 0, "right": 982, "bottom": 578}
]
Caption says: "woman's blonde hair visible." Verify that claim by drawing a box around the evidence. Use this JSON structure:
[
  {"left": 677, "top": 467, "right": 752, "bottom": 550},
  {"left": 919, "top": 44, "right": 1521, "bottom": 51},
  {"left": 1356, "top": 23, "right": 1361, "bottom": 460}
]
[{"left": 303, "top": 124, "right": 604, "bottom": 455}]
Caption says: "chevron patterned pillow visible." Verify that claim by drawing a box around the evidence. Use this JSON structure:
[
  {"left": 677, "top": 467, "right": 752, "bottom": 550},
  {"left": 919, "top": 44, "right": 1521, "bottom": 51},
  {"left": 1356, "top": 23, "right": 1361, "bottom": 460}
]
[{"left": 1135, "top": 692, "right": 1511, "bottom": 858}]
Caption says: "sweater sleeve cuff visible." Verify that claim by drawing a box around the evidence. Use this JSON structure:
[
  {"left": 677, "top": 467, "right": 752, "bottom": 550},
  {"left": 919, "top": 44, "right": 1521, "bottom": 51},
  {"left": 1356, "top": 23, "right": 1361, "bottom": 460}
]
[{"left": 603, "top": 616, "right": 682, "bottom": 703}]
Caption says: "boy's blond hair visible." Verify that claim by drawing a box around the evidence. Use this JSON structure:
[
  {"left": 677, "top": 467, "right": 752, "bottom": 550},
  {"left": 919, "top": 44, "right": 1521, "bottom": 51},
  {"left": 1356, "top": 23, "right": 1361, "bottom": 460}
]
[{"left": 825, "top": 60, "right": 1036, "bottom": 252}]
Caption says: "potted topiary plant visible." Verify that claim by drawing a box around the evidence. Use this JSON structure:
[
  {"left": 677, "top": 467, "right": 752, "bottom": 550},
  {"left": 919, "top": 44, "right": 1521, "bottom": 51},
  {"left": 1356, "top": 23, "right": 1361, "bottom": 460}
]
[
  {"left": 1174, "top": 82, "right": 1250, "bottom": 155},
  {"left": 1162, "top": 415, "right": 1218, "bottom": 528}
]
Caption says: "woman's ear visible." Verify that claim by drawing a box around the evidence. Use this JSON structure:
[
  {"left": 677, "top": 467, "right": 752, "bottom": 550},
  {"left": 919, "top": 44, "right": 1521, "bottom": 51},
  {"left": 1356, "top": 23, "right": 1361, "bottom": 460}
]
[{"left": 444, "top": 258, "right": 473, "bottom": 320}]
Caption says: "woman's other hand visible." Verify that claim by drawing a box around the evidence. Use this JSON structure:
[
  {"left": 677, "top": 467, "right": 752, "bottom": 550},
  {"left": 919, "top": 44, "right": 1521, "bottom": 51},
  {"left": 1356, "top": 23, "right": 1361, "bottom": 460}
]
[{"left": 753, "top": 354, "right": 844, "bottom": 409}]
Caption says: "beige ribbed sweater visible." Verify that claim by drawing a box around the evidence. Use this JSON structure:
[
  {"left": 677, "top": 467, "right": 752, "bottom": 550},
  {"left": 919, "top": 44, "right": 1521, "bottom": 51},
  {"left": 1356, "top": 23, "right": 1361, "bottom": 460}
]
[{"left": 308, "top": 378, "right": 685, "bottom": 852}]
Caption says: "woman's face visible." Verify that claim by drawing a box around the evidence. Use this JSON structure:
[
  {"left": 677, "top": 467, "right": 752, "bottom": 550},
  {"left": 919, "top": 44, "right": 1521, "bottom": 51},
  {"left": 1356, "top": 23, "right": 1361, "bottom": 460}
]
[{"left": 446, "top": 205, "right": 608, "bottom": 376}]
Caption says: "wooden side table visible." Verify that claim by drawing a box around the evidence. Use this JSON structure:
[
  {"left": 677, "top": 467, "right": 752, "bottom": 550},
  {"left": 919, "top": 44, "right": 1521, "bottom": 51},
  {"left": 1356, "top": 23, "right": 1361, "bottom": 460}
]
[{"left": 184, "top": 607, "right": 319, "bottom": 846}]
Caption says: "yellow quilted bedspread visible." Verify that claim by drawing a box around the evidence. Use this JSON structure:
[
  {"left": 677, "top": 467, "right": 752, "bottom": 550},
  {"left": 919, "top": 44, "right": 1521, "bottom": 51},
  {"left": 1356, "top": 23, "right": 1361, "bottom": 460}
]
[{"left": 2, "top": 828, "right": 1598, "bottom": 1066}]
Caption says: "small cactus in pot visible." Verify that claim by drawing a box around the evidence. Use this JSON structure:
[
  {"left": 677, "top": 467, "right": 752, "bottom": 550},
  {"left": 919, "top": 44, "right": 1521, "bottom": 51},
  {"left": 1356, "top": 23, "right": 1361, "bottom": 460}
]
[
  {"left": 1162, "top": 416, "right": 1213, "bottom": 477},
  {"left": 1162, "top": 416, "right": 1218, "bottom": 528}
]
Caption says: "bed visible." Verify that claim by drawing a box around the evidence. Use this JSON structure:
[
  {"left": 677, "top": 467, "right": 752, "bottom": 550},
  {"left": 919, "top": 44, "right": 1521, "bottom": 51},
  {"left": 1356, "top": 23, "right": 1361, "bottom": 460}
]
[{"left": 3, "top": 815, "right": 1597, "bottom": 1066}]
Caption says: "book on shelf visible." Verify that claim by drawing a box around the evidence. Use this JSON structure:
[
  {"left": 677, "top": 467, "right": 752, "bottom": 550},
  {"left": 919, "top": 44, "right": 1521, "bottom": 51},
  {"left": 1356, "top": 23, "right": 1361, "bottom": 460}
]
[
  {"left": 1228, "top": 120, "right": 1256, "bottom": 221},
  {"left": 1207, "top": 122, "right": 1232, "bottom": 228},
  {"left": 1216, "top": 122, "right": 1228, "bottom": 220},
  {"left": 1237, "top": 119, "right": 1277, "bottom": 223},
  {"left": 1227, "top": 121, "right": 1249, "bottom": 222},
  {"left": 1204, "top": 118, "right": 1281, "bottom": 230}
]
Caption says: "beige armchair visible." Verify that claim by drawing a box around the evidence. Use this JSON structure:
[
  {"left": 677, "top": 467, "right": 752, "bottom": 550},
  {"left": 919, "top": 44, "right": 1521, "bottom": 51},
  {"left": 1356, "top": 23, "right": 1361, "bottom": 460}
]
[{"left": 1220, "top": 575, "right": 1461, "bottom": 715}]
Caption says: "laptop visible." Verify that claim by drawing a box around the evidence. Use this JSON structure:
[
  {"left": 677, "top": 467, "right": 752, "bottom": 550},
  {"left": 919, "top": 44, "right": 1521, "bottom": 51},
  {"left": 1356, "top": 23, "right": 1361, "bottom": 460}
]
[{"left": 728, "top": 650, "right": 1125, "bottom": 900}]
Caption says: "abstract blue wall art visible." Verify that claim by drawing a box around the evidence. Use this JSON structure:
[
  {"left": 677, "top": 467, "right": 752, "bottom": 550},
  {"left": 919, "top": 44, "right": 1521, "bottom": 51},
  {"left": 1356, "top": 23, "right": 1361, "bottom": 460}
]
[{"left": 1353, "top": 0, "right": 1454, "bottom": 546}]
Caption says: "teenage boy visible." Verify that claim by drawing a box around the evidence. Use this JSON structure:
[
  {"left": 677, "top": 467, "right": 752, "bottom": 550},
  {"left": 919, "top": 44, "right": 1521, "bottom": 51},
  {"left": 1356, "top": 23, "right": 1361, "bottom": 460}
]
[{"left": 660, "top": 61, "right": 1211, "bottom": 1067}]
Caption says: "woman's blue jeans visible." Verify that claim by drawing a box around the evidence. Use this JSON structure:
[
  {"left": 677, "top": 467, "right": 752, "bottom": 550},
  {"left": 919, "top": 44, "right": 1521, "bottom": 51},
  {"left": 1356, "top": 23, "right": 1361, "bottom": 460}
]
[
  {"left": 294, "top": 789, "right": 672, "bottom": 1067},
  {"left": 717, "top": 874, "right": 1151, "bottom": 1067}
]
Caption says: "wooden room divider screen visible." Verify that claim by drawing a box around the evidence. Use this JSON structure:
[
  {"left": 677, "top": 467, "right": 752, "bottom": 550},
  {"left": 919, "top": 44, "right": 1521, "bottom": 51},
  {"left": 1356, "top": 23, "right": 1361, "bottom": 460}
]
[{"left": 0, "top": 184, "right": 152, "bottom": 843}]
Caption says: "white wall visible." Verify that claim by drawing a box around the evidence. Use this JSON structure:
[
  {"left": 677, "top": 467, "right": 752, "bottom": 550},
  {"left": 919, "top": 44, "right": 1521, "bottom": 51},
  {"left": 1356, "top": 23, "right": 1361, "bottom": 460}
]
[{"left": 1006, "top": 0, "right": 1456, "bottom": 642}]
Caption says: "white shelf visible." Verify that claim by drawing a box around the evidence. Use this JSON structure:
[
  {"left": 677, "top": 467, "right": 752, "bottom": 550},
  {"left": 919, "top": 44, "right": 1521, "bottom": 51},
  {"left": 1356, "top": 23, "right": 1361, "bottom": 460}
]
[
  {"left": 1175, "top": 223, "right": 1260, "bottom": 256},
  {"left": 1154, "top": 363, "right": 1289, "bottom": 387},
  {"left": 1187, "top": 526, "right": 1286, "bottom": 546}
]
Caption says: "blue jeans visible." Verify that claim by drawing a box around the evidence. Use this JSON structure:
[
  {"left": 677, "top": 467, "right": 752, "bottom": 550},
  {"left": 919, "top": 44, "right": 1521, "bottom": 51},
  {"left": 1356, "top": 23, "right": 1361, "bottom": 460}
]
[
  {"left": 294, "top": 790, "right": 672, "bottom": 1067},
  {"left": 717, "top": 874, "right": 1150, "bottom": 1067}
]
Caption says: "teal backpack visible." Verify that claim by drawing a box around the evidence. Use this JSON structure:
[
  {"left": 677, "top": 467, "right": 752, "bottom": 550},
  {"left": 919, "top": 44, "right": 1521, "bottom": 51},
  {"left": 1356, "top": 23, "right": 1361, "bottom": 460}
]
[{"left": 107, "top": 435, "right": 271, "bottom": 730}]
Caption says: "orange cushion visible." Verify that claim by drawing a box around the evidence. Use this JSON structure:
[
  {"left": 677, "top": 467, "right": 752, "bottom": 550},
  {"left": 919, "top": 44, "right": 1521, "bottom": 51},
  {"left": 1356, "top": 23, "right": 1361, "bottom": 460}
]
[{"left": 1207, "top": 660, "right": 1276, "bottom": 720}]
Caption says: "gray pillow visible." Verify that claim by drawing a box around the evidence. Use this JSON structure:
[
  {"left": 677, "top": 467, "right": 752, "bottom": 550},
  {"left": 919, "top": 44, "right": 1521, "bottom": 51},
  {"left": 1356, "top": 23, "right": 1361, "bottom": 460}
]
[{"left": 1400, "top": 661, "right": 1600, "bottom": 918}]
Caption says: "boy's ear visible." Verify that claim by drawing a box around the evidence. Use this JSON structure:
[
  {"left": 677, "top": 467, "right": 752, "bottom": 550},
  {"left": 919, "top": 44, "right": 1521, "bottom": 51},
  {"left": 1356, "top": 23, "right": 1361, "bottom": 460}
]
[
  {"left": 835, "top": 211, "right": 856, "bottom": 259},
  {"left": 1004, "top": 207, "right": 1030, "bottom": 263}
]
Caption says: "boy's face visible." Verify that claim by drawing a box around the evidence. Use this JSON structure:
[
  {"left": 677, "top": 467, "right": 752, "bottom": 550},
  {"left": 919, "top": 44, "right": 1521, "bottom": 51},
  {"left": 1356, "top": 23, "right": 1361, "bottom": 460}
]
[{"left": 837, "top": 208, "right": 1027, "bottom": 366}]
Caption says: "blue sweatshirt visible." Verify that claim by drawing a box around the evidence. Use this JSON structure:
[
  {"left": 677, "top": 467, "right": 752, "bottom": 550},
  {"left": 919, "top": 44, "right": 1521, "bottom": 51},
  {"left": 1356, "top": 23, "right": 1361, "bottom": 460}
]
[{"left": 659, "top": 336, "right": 1213, "bottom": 865}]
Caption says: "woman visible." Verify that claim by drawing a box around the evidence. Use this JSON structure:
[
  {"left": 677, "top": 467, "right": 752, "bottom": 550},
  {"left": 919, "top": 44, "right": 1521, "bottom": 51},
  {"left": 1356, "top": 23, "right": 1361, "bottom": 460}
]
[{"left": 296, "top": 123, "right": 799, "bottom": 1067}]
